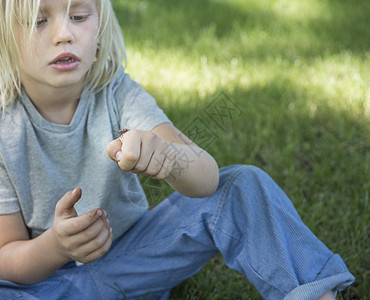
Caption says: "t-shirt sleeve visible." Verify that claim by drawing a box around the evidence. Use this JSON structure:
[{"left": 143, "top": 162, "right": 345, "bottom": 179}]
[
  {"left": 0, "top": 156, "right": 20, "bottom": 214},
  {"left": 111, "top": 68, "right": 172, "bottom": 131}
]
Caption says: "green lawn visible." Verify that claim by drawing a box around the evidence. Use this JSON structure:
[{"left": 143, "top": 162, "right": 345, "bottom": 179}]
[{"left": 113, "top": 0, "right": 369, "bottom": 299}]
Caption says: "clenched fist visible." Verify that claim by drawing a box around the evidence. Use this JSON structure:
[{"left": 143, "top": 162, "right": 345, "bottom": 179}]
[{"left": 106, "top": 129, "right": 177, "bottom": 180}]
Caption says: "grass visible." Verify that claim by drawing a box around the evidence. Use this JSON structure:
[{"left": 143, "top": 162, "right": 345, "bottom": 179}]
[{"left": 112, "top": 0, "right": 369, "bottom": 299}]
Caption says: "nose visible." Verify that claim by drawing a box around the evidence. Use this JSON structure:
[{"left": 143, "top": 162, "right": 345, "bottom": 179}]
[{"left": 52, "top": 18, "right": 74, "bottom": 45}]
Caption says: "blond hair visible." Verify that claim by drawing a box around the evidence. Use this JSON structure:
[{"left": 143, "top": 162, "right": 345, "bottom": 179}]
[{"left": 0, "top": 0, "right": 126, "bottom": 109}]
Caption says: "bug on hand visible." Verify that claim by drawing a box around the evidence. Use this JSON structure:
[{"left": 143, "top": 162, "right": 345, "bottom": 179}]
[
  {"left": 111, "top": 128, "right": 130, "bottom": 139},
  {"left": 118, "top": 128, "right": 130, "bottom": 136}
]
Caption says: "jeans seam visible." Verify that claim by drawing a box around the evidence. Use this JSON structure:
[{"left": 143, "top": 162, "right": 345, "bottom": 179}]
[
  {"left": 87, "top": 264, "right": 108, "bottom": 300},
  {"left": 209, "top": 165, "right": 253, "bottom": 234},
  {"left": 314, "top": 254, "right": 337, "bottom": 281},
  {"left": 210, "top": 165, "right": 292, "bottom": 297}
]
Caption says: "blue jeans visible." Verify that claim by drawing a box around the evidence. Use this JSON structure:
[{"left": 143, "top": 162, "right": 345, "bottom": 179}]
[{"left": 0, "top": 165, "right": 354, "bottom": 299}]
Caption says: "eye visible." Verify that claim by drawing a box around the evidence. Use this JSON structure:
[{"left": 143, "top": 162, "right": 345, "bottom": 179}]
[
  {"left": 70, "top": 15, "right": 88, "bottom": 22},
  {"left": 36, "top": 18, "right": 47, "bottom": 27}
]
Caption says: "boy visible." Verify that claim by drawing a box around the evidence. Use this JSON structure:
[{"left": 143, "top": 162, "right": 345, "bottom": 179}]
[{"left": 0, "top": 0, "right": 354, "bottom": 299}]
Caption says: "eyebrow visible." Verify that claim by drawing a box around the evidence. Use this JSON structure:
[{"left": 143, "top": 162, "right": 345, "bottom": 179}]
[
  {"left": 39, "top": 0, "right": 96, "bottom": 13},
  {"left": 69, "top": 0, "right": 96, "bottom": 10}
]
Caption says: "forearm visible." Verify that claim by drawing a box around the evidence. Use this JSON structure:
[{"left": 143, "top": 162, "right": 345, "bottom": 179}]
[
  {"left": 0, "top": 228, "right": 70, "bottom": 285},
  {"left": 165, "top": 143, "right": 219, "bottom": 197},
  {"left": 106, "top": 126, "right": 220, "bottom": 197}
]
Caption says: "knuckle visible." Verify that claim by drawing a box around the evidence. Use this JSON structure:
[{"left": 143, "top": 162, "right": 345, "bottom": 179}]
[
  {"left": 122, "top": 153, "right": 139, "bottom": 169},
  {"left": 92, "top": 230, "right": 108, "bottom": 249},
  {"left": 91, "top": 239, "right": 102, "bottom": 250},
  {"left": 99, "top": 245, "right": 109, "bottom": 256},
  {"left": 79, "top": 249, "right": 91, "bottom": 261},
  {"left": 146, "top": 168, "right": 160, "bottom": 178},
  {"left": 100, "top": 240, "right": 111, "bottom": 255},
  {"left": 85, "top": 227, "right": 97, "bottom": 240},
  {"left": 88, "top": 210, "right": 98, "bottom": 221},
  {"left": 125, "top": 151, "right": 138, "bottom": 162},
  {"left": 155, "top": 172, "right": 166, "bottom": 180},
  {"left": 134, "top": 162, "right": 147, "bottom": 172}
]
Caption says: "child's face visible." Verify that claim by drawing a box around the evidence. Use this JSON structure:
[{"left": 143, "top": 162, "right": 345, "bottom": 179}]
[{"left": 17, "top": 0, "right": 99, "bottom": 95}]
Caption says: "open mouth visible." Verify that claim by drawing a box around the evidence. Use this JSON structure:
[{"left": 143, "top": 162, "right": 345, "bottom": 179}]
[
  {"left": 53, "top": 57, "right": 77, "bottom": 64},
  {"left": 50, "top": 53, "right": 80, "bottom": 71},
  {"left": 51, "top": 52, "right": 80, "bottom": 64}
]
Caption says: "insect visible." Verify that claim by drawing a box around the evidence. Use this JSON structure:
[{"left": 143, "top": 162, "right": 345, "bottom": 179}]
[
  {"left": 111, "top": 128, "right": 130, "bottom": 139},
  {"left": 118, "top": 128, "right": 130, "bottom": 136}
]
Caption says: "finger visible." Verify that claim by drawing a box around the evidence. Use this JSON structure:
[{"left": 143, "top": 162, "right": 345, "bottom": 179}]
[
  {"left": 153, "top": 155, "right": 175, "bottom": 180},
  {"left": 62, "top": 208, "right": 105, "bottom": 236},
  {"left": 131, "top": 141, "right": 155, "bottom": 174},
  {"left": 55, "top": 188, "right": 82, "bottom": 218},
  {"left": 149, "top": 142, "right": 177, "bottom": 179},
  {"left": 68, "top": 212, "right": 110, "bottom": 245},
  {"left": 117, "top": 130, "right": 142, "bottom": 171},
  {"left": 106, "top": 138, "right": 122, "bottom": 163},
  {"left": 76, "top": 226, "right": 113, "bottom": 263},
  {"left": 143, "top": 151, "right": 164, "bottom": 177}
]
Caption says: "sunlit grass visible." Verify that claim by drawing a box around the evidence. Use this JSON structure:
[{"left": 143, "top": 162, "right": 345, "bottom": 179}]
[
  {"left": 126, "top": 48, "right": 369, "bottom": 125},
  {"left": 121, "top": 0, "right": 369, "bottom": 117},
  {"left": 113, "top": 0, "right": 369, "bottom": 298}
]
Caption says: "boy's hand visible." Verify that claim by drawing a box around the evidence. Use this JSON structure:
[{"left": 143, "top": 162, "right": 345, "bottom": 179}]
[
  {"left": 106, "top": 130, "right": 177, "bottom": 180},
  {"left": 52, "top": 188, "right": 113, "bottom": 264}
]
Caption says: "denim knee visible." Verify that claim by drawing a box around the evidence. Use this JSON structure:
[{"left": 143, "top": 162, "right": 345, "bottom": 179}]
[
  {"left": 218, "top": 164, "right": 273, "bottom": 200},
  {"left": 219, "top": 164, "right": 267, "bottom": 183},
  {"left": 217, "top": 164, "right": 301, "bottom": 224}
]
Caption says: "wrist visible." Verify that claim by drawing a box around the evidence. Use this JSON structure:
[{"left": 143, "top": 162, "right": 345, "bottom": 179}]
[{"left": 47, "top": 227, "right": 71, "bottom": 264}]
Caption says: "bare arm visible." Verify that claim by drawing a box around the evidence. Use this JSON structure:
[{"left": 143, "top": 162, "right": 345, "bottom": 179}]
[
  {"left": 0, "top": 188, "right": 112, "bottom": 285},
  {"left": 0, "top": 212, "right": 68, "bottom": 284},
  {"left": 152, "top": 123, "right": 219, "bottom": 197},
  {"left": 107, "top": 123, "right": 219, "bottom": 198}
]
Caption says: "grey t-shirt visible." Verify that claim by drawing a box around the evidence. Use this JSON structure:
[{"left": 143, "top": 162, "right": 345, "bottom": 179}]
[{"left": 0, "top": 67, "right": 171, "bottom": 239}]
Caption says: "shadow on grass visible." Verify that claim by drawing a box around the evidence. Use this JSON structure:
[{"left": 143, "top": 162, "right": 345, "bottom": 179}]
[
  {"left": 159, "top": 80, "right": 369, "bottom": 205},
  {"left": 113, "top": 0, "right": 369, "bottom": 298},
  {"left": 142, "top": 80, "right": 369, "bottom": 300},
  {"left": 113, "top": 0, "right": 370, "bottom": 59}
]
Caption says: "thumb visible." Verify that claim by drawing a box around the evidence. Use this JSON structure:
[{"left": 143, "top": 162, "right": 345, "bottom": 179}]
[
  {"left": 106, "top": 138, "right": 123, "bottom": 163},
  {"left": 55, "top": 187, "right": 82, "bottom": 218}
]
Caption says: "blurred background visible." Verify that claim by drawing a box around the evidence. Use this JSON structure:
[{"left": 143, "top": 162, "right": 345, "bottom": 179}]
[{"left": 112, "top": 0, "right": 369, "bottom": 299}]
